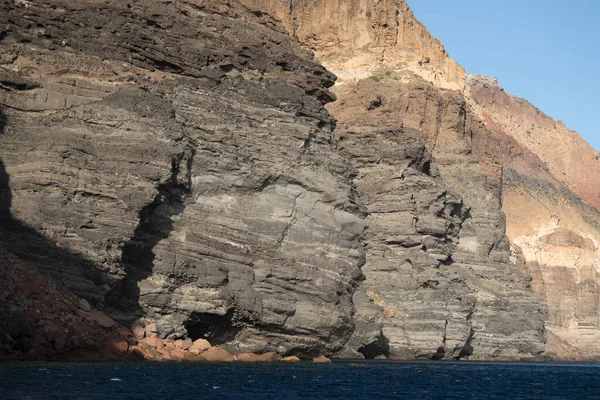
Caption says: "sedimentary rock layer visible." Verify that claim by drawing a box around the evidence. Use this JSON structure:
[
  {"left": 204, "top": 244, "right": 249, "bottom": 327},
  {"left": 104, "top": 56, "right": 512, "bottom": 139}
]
[
  {"left": 327, "top": 73, "right": 546, "bottom": 360},
  {"left": 467, "top": 76, "right": 600, "bottom": 359},
  {"left": 0, "top": 0, "right": 362, "bottom": 357},
  {"left": 0, "top": 0, "right": 564, "bottom": 361}
]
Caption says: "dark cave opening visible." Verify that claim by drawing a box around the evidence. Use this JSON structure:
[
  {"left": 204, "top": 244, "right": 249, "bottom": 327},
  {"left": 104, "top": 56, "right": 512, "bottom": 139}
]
[
  {"left": 358, "top": 332, "right": 390, "bottom": 360},
  {"left": 431, "top": 346, "right": 446, "bottom": 360},
  {"left": 422, "top": 160, "right": 432, "bottom": 176},
  {"left": 184, "top": 309, "right": 240, "bottom": 345}
]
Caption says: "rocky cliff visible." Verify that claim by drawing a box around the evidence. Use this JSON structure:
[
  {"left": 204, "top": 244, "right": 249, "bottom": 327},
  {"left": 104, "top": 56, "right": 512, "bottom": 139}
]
[
  {"left": 467, "top": 76, "right": 600, "bottom": 359},
  {"left": 327, "top": 73, "right": 545, "bottom": 360},
  {"left": 1, "top": 0, "right": 595, "bottom": 362},
  {"left": 240, "top": 0, "right": 465, "bottom": 90}
]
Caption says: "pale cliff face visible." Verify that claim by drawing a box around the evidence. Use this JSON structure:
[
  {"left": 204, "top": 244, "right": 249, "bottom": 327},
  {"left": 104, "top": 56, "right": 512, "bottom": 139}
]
[
  {"left": 467, "top": 76, "right": 600, "bottom": 359},
  {"left": 240, "top": 0, "right": 465, "bottom": 90}
]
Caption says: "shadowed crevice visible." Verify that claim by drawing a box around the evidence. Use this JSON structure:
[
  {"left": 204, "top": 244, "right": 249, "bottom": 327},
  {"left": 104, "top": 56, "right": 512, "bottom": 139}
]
[{"left": 104, "top": 152, "right": 193, "bottom": 324}]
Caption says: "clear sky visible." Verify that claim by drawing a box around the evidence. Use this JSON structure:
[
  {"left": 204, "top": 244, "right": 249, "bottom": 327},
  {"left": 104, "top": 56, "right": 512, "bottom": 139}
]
[{"left": 409, "top": 0, "right": 600, "bottom": 151}]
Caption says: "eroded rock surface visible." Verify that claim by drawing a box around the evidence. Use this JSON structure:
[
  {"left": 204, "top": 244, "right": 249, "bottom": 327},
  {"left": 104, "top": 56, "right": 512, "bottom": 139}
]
[
  {"left": 240, "top": 0, "right": 465, "bottom": 89},
  {"left": 4, "top": 0, "right": 595, "bottom": 361},
  {"left": 467, "top": 76, "right": 600, "bottom": 359},
  {"left": 327, "top": 74, "right": 546, "bottom": 360},
  {"left": 0, "top": 0, "right": 362, "bottom": 357}
]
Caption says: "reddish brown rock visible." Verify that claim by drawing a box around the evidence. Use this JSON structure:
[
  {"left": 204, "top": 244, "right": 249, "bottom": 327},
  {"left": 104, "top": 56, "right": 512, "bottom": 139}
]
[
  {"left": 236, "top": 352, "right": 280, "bottom": 362},
  {"left": 189, "top": 338, "right": 211, "bottom": 355},
  {"left": 313, "top": 355, "right": 332, "bottom": 364},
  {"left": 170, "top": 350, "right": 186, "bottom": 361},
  {"left": 45, "top": 330, "right": 66, "bottom": 351},
  {"left": 235, "top": 353, "right": 260, "bottom": 362},
  {"left": 142, "top": 337, "right": 163, "bottom": 349},
  {"left": 256, "top": 352, "right": 281, "bottom": 362},
  {"left": 175, "top": 338, "right": 193, "bottom": 351},
  {"left": 103, "top": 339, "right": 129, "bottom": 354},
  {"left": 199, "top": 347, "right": 234, "bottom": 362},
  {"left": 282, "top": 356, "right": 301, "bottom": 363},
  {"left": 184, "top": 352, "right": 199, "bottom": 362},
  {"left": 20, "top": 282, "right": 43, "bottom": 297},
  {"left": 158, "top": 348, "right": 172, "bottom": 361}
]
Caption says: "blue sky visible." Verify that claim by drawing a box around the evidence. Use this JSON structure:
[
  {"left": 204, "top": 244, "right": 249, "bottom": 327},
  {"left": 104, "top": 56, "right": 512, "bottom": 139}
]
[{"left": 409, "top": 0, "right": 600, "bottom": 151}]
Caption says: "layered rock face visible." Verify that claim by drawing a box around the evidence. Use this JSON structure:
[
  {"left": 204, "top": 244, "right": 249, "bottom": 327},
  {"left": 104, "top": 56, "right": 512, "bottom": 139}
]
[
  {"left": 240, "top": 0, "right": 465, "bottom": 90},
  {"left": 4, "top": 0, "right": 593, "bottom": 361},
  {"left": 327, "top": 73, "right": 545, "bottom": 360},
  {"left": 0, "top": 0, "right": 362, "bottom": 357},
  {"left": 467, "top": 76, "right": 600, "bottom": 359}
]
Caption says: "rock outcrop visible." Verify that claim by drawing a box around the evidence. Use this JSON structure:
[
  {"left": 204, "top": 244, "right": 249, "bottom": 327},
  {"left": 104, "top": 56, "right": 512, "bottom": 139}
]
[
  {"left": 466, "top": 75, "right": 600, "bottom": 359},
  {"left": 0, "top": 0, "right": 364, "bottom": 358},
  {"left": 240, "top": 0, "right": 465, "bottom": 90},
  {"left": 326, "top": 72, "right": 545, "bottom": 360},
  {"left": 0, "top": 247, "right": 131, "bottom": 361},
  {"left": 1, "top": 0, "right": 597, "bottom": 362}
]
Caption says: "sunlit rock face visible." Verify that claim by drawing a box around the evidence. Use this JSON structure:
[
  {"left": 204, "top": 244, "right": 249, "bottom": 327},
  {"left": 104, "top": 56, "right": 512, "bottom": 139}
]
[
  {"left": 467, "top": 76, "right": 600, "bottom": 359},
  {"left": 240, "top": 0, "right": 465, "bottom": 90},
  {"left": 6, "top": 0, "right": 600, "bottom": 361}
]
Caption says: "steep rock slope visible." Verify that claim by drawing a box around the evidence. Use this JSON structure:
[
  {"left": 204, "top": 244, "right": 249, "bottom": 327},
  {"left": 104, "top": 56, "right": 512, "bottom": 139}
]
[
  {"left": 240, "top": 0, "right": 465, "bottom": 90},
  {"left": 327, "top": 73, "right": 545, "bottom": 360},
  {"left": 251, "top": 0, "right": 600, "bottom": 359},
  {"left": 0, "top": 0, "right": 363, "bottom": 357},
  {"left": 0, "top": 0, "right": 562, "bottom": 360},
  {"left": 467, "top": 76, "right": 600, "bottom": 359}
]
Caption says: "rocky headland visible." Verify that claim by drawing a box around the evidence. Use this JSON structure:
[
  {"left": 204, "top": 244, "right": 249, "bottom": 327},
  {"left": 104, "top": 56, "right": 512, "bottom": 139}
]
[{"left": 0, "top": 0, "right": 598, "bottom": 362}]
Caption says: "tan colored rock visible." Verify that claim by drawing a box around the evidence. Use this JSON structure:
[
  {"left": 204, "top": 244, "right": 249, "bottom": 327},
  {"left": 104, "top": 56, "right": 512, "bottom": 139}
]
[
  {"left": 313, "top": 355, "right": 331, "bottom": 363},
  {"left": 189, "top": 338, "right": 211, "bottom": 355},
  {"left": 175, "top": 338, "right": 193, "bottom": 351},
  {"left": 199, "top": 347, "right": 234, "bottom": 362},
  {"left": 282, "top": 356, "right": 301, "bottom": 363},
  {"left": 132, "top": 325, "right": 145, "bottom": 340},
  {"left": 145, "top": 323, "right": 158, "bottom": 338},
  {"left": 240, "top": 0, "right": 465, "bottom": 90},
  {"left": 142, "top": 337, "right": 162, "bottom": 350},
  {"left": 184, "top": 352, "right": 199, "bottom": 362},
  {"left": 158, "top": 348, "right": 172, "bottom": 361},
  {"left": 171, "top": 350, "right": 186, "bottom": 361},
  {"left": 255, "top": 352, "right": 280, "bottom": 362},
  {"left": 235, "top": 353, "right": 260, "bottom": 362}
]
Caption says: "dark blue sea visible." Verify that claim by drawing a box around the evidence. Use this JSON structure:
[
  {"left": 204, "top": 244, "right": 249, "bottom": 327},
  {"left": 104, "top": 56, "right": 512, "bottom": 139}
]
[{"left": 1, "top": 361, "right": 599, "bottom": 399}]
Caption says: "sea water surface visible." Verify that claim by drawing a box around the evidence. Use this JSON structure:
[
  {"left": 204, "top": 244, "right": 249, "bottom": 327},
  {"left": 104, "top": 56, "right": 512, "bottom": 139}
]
[{"left": 1, "top": 361, "right": 598, "bottom": 399}]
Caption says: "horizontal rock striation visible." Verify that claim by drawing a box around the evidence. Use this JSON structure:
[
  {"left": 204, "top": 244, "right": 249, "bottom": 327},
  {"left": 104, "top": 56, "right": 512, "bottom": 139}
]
[
  {"left": 0, "top": 0, "right": 362, "bottom": 357},
  {"left": 467, "top": 76, "right": 600, "bottom": 359},
  {"left": 328, "top": 74, "right": 546, "bottom": 360},
  {"left": 0, "top": 0, "right": 570, "bottom": 361}
]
